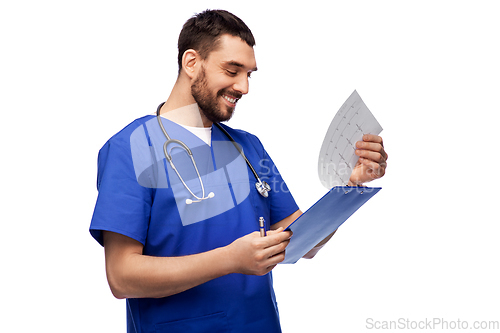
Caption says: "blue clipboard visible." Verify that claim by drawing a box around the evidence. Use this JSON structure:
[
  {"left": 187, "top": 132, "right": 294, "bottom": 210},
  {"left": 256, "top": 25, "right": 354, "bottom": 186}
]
[{"left": 282, "top": 186, "right": 381, "bottom": 264}]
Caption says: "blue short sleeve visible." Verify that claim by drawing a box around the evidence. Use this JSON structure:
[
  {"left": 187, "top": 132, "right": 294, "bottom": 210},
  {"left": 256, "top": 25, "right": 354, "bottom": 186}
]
[{"left": 90, "top": 123, "right": 153, "bottom": 246}]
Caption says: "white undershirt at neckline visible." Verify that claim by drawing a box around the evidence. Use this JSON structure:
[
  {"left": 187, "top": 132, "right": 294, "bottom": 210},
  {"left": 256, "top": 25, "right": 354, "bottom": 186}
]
[
  {"left": 178, "top": 124, "right": 212, "bottom": 146},
  {"left": 156, "top": 113, "right": 212, "bottom": 146}
]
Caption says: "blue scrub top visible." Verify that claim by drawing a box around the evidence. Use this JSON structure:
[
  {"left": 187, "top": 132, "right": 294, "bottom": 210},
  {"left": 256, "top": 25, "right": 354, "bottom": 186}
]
[{"left": 90, "top": 116, "right": 298, "bottom": 333}]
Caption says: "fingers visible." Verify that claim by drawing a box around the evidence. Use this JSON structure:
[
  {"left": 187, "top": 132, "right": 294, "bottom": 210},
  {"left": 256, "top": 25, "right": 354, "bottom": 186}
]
[
  {"left": 355, "top": 147, "right": 387, "bottom": 164},
  {"left": 357, "top": 157, "right": 386, "bottom": 179},
  {"left": 256, "top": 228, "right": 292, "bottom": 271},
  {"left": 256, "top": 245, "right": 287, "bottom": 275},
  {"left": 263, "top": 237, "right": 290, "bottom": 259},
  {"left": 356, "top": 136, "right": 388, "bottom": 160},
  {"left": 265, "top": 226, "right": 284, "bottom": 235},
  {"left": 262, "top": 228, "right": 292, "bottom": 249},
  {"left": 351, "top": 135, "right": 388, "bottom": 183},
  {"left": 231, "top": 228, "right": 293, "bottom": 276},
  {"left": 265, "top": 227, "right": 292, "bottom": 238},
  {"left": 362, "top": 134, "right": 383, "bottom": 146}
]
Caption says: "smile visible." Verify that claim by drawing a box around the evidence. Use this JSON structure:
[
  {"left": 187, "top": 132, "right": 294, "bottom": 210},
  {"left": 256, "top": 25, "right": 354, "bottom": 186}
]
[{"left": 223, "top": 95, "right": 238, "bottom": 104}]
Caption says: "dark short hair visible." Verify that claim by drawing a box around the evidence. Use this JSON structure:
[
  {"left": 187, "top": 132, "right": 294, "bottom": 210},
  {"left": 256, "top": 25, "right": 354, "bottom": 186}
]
[{"left": 177, "top": 9, "right": 256, "bottom": 72}]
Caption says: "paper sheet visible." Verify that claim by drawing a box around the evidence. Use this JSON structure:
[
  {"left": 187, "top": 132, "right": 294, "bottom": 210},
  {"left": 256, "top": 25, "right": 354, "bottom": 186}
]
[{"left": 318, "top": 90, "right": 383, "bottom": 188}]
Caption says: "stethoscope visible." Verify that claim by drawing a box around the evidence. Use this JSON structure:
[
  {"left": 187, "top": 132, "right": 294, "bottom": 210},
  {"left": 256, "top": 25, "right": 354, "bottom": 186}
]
[{"left": 156, "top": 103, "right": 271, "bottom": 204}]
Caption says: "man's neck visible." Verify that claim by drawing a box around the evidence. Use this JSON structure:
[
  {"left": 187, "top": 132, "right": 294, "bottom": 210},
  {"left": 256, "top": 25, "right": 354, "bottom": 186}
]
[
  {"left": 158, "top": 76, "right": 212, "bottom": 128},
  {"left": 159, "top": 103, "right": 209, "bottom": 128}
]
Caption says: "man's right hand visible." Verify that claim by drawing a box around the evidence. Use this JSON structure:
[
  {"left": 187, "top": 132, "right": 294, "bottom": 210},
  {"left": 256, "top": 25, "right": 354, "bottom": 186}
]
[{"left": 226, "top": 227, "right": 292, "bottom": 276}]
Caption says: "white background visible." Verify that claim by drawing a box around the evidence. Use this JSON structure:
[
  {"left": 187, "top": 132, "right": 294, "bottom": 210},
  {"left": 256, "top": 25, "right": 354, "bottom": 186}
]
[{"left": 2, "top": 1, "right": 499, "bottom": 332}]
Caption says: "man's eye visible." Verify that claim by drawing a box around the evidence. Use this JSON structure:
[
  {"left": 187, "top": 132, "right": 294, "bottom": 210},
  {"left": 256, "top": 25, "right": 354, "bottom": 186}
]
[{"left": 226, "top": 70, "right": 237, "bottom": 76}]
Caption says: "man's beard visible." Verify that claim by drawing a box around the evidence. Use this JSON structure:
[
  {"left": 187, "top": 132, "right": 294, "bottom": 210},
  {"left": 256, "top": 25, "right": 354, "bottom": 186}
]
[{"left": 191, "top": 67, "right": 241, "bottom": 123}]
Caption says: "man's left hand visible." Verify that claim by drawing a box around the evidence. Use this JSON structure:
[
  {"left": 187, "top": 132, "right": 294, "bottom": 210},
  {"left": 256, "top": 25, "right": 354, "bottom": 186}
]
[{"left": 349, "top": 134, "right": 388, "bottom": 186}]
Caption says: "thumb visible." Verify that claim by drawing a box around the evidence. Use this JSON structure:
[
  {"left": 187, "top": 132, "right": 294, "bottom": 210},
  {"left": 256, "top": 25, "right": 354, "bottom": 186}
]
[
  {"left": 266, "top": 227, "right": 284, "bottom": 235},
  {"left": 267, "top": 227, "right": 293, "bottom": 238}
]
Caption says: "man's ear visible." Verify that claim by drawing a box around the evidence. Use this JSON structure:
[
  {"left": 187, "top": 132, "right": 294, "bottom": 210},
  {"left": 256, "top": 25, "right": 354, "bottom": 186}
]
[{"left": 181, "top": 49, "right": 199, "bottom": 79}]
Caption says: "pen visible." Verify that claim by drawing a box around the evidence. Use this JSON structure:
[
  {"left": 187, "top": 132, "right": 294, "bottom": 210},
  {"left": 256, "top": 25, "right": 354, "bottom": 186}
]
[{"left": 259, "top": 217, "right": 266, "bottom": 237}]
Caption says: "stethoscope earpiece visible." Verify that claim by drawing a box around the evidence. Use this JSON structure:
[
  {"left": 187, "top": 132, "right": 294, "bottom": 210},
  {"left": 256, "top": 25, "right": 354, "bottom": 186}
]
[{"left": 185, "top": 192, "right": 214, "bottom": 205}]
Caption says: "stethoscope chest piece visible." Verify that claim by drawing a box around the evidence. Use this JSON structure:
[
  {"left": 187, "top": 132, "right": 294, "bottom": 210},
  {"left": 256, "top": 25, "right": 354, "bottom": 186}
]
[{"left": 256, "top": 181, "right": 271, "bottom": 198}]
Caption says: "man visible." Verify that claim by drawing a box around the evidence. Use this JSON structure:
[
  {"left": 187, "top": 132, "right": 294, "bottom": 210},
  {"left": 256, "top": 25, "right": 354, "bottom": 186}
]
[{"left": 90, "top": 9, "right": 387, "bottom": 333}]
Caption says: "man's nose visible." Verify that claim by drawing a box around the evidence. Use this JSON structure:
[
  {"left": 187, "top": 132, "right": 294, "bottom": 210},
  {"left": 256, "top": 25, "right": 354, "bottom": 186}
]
[{"left": 233, "top": 75, "right": 249, "bottom": 95}]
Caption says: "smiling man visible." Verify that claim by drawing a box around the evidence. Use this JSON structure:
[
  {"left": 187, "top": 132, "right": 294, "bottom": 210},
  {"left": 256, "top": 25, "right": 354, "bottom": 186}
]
[
  {"left": 90, "top": 9, "right": 387, "bottom": 333},
  {"left": 189, "top": 40, "right": 256, "bottom": 123}
]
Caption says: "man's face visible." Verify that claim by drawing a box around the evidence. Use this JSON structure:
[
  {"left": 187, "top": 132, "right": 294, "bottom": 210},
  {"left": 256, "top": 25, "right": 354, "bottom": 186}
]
[{"left": 191, "top": 34, "right": 257, "bottom": 123}]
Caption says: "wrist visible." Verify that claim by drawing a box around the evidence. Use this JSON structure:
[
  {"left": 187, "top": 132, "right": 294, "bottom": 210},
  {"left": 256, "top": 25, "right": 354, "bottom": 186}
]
[
  {"left": 348, "top": 180, "right": 366, "bottom": 187},
  {"left": 219, "top": 243, "right": 239, "bottom": 275}
]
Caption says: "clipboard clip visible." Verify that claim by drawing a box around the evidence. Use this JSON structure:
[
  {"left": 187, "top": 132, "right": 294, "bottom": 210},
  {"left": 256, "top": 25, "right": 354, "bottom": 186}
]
[{"left": 343, "top": 184, "right": 367, "bottom": 194}]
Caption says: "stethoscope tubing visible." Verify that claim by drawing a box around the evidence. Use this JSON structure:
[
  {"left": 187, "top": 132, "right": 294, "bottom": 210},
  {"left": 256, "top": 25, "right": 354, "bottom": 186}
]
[
  {"left": 156, "top": 102, "right": 270, "bottom": 199},
  {"left": 214, "top": 122, "right": 260, "bottom": 183}
]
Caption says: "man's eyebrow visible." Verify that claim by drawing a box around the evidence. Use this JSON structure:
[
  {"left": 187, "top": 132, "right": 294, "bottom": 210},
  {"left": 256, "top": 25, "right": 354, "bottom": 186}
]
[{"left": 223, "top": 61, "right": 258, "bottom": 72}]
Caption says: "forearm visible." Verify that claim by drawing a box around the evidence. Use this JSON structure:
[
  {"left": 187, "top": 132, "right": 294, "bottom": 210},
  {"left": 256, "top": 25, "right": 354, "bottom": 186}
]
[
  {"left": 108, "top": 247, "right": 234, "bottom": 299},
  {"left": 271, "top": 210, "right": 337, "bottom": 259},
  {"left": 104, "top": 232, "right": 235, "bottom": 299},
  {"left": 303, "top": 230, "right": 336, "bottom": 259}
]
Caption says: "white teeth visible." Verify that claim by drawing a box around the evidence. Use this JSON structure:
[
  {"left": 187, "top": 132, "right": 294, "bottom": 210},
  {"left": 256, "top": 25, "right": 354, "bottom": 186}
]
[{"left": 224, "top": 95, "right": 237, "bottom": 103}]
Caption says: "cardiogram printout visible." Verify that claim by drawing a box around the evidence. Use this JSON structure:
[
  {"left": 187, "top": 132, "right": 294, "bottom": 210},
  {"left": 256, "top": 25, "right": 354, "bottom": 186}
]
[{"left": 318, "top": 90, "right": 383, "bottom": 188}]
